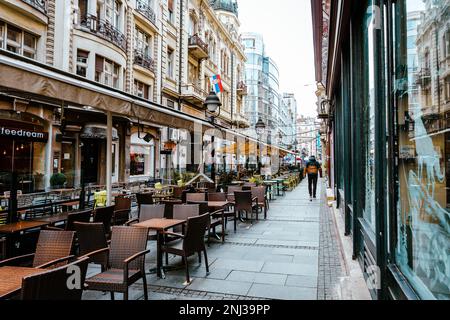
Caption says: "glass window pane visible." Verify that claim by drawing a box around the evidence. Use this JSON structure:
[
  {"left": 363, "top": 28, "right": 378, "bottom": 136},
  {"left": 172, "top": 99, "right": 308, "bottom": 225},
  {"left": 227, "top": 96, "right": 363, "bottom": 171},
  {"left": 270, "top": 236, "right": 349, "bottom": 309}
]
[{"left": 395, "top": 0, "right": 450, "bottom": 300}]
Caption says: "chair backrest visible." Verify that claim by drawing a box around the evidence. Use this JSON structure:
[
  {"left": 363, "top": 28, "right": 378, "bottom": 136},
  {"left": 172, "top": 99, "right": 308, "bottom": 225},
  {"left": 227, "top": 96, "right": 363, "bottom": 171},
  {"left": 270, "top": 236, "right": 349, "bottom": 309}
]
[
  {"left": 33, "top": 230, "right": 75, "bottom": 268},
  {"left": 183, "top": 213, "right": 210, "bottom": 255},
  {"left": 93, "top": 205, "right": 114, "bottom": 234},
  {"left": 74, "top": 222, "right": 108, "bottom": 258},
  {"left": 186, "top": 201, "right": 209, "bottom": 215},
  {"left": 161, "top": 199, "right": 183, "bottom": 219},
  {"left": 109, "top": 226, "right": 149, "bottom": 270},
  {"left": 21, "top": 256, "right": 90, "bottom": 300},
  {"left": 208, "top": 193, "right": 226, "bottom": 201},
  {"left": 251, "top": 186, "right": 266, "bottom": 203},
  {"left": 139, "top": 204, "right": 165, "bottom": 221},
  {"left": 114, "top": 196, "right": 131, "bottom": 211},
  {"left": 136, "top": 193, "right": 154, "bottom": 206},
  {"left": 173, "top": 204, "right": 200, "bottom": 221},
  {"left": 227, "top": 186, "right": 242, "bottom": 194},
  {"left": 186, "top": 193, "right": 206, "bottom": 202},
  {"left": 112, "top": 209, "right": 130, "bottom": 226},
  {"left": 172, "top": 186, "right": 185, "bottom": 199},
  {"left": 66, "top": 210, "right": 92, "bottom": 231},
  {"left": 234, "top": 191, "right": 253, "bottom": 212}
]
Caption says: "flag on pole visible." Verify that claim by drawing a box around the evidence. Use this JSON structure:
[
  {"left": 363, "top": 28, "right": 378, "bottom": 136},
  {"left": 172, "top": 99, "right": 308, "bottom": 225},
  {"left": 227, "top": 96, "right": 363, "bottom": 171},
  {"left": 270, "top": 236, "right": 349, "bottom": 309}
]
[{"left": 210, "top": 74, "right": 224, "bottom": 93}]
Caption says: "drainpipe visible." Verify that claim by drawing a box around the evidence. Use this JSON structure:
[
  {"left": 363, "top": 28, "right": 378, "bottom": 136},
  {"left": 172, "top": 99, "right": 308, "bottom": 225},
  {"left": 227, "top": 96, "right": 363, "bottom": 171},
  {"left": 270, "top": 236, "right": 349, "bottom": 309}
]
[{"left": 231, "top": 54, "right": 235, "bottom": 129}]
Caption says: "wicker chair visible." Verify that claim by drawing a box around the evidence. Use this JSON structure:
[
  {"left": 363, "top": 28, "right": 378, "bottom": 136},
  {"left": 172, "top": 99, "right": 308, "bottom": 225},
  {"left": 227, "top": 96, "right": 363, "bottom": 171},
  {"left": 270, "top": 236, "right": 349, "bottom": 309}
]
[
  {"left": 46, "top": 210, "right": 92, "bottom": 232},
  {"left": 208, "top": 193, "right": 227, "bottom": 201},
  {"left": 136, "top": 193, "right": 154, "bottom": 218},
  {"left": 161, "top": 213, "right": 211, "bottom": 284},
  {"left": 0, "top": 230, "right": 75, "bottom": 268},
  {"left": 251, "top": 186, "right": 268, "bottom": 219},
  {"left": 93, "top": 205, "right": 114, "bottom": 237},
  {"left": 125, "top": 204, "right": 165, "bottom": 240},
  {"left": 74, "top": 222, "right": 108, "bottom": 271},
  {"left": 84, "top": 226, "right": 150, "bottom": 300},
  {"left": 226, "top": 186, "right": 242, "bottom": 203},
  {"left": 161, "top": 199, "right": 183, "bottom": 219},
  {"left": 234, "top": 191, "right": 259, "bottom": 223},
  {"left": 21, "top": 256, "right": 90, "bottom": 300},
  {"left": 186, "top": 193, "right": 207, "bottom": 202},
  {"left": 187, "top": 201, "right": 227, "bottom": 243},
  {"left": 113, "top": 197, "right": 131, "bottom": 226}
]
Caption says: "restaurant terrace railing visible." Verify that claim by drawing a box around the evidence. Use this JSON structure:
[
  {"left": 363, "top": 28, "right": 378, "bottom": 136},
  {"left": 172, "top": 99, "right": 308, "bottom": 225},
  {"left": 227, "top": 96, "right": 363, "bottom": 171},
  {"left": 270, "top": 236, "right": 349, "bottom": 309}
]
[
  {"left": 21, "top": 0, "right": 47, "bottom": 14},
  {"left": 134, "top": 50, "right": 155, "bottom": 73},
  {"left": 79, "top": 14, "right": 127, "bottom": 52},
  {"left": 136, "top": 0, "right": 157, "bottom": 26}
]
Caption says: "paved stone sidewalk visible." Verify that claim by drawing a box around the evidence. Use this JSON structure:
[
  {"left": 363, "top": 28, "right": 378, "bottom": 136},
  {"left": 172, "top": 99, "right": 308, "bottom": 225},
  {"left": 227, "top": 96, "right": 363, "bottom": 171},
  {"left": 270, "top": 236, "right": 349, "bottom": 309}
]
[{"left": 83, "top": 178, "right": 343, "bottom": 300}]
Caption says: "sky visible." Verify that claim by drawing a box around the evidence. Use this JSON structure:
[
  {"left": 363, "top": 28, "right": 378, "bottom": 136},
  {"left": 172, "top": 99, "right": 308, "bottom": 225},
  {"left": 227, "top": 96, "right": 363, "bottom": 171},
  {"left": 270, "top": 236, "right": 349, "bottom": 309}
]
[{"left": 238, "top": 0, "right": 317, "bottom": 117}]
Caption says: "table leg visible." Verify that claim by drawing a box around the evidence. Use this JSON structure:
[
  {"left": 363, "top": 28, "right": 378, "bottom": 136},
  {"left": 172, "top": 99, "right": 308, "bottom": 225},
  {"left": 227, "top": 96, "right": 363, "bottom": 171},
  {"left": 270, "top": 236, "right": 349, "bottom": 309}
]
[{"left": 156, "top": 232, "right": 165, "bottom": 278}]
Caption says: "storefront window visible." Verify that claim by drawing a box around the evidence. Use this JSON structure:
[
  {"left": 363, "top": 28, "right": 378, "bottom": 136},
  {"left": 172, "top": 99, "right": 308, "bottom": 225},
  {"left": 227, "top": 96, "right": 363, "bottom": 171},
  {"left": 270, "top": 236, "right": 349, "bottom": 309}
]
[
  {"left": 130, "top": 133, "right": 155, "bottom": 178},
  {"left": 394, "top": 0, "right": 450, "bottom": 300},
  {"left": 362, "top": 1, "right": 376, "bottom": 231}
]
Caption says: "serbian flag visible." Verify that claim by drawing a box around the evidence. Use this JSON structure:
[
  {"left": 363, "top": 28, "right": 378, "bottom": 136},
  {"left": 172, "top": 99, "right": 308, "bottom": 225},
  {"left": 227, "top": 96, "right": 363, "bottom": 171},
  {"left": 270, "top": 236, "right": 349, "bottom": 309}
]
[{"left": 210, "top": 74, "right": 224, "bottom": 93}]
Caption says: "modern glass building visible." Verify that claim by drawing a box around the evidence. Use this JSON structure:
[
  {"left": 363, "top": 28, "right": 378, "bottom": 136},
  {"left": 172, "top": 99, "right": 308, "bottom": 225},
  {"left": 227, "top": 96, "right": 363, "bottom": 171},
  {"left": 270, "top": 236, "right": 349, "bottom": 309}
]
[
  {"left": 242, "top": 33, "right": 281, "bottom": 134},
  {"left": 312, "top": 0, "right": 450, "bottom": 300}
]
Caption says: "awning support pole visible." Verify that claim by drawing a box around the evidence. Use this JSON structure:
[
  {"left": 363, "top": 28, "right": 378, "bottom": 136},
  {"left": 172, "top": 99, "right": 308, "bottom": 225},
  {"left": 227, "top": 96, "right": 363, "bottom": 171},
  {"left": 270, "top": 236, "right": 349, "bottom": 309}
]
[{"left": 106, "top": 111, "right": 113, "bottom": 206}]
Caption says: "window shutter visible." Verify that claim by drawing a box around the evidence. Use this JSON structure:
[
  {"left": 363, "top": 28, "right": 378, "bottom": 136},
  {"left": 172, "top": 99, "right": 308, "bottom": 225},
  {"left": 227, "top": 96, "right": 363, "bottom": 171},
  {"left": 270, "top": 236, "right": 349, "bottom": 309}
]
[{"left": 95, "top": 55, "right": 103, "bottom": 73}]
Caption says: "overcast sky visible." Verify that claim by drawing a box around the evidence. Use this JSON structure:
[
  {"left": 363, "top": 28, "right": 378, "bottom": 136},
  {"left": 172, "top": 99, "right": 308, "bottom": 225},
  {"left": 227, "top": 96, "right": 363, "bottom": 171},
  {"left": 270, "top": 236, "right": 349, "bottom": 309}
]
[{"left": 238, "top": 0, "right": 317, "bottom": 117}]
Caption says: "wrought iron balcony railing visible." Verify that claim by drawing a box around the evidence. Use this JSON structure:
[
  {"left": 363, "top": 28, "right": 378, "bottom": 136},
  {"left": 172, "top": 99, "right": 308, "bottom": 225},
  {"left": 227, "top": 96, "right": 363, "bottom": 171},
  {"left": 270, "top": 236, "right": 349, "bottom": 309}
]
[
  {"left": 134, "top": 50, "right": 155, "bottom": 73},
  {"left": 79, "top": 14, "right": 126, "bottom": 52},
  {"left": 188, "top": 34, "right": 209, "bottom": 54},
  {"left": 136, "top": 0, "right": 157, "bottom": 26},
  {"left": 21, "top": 0, "right": 47, "bottom": 14}
]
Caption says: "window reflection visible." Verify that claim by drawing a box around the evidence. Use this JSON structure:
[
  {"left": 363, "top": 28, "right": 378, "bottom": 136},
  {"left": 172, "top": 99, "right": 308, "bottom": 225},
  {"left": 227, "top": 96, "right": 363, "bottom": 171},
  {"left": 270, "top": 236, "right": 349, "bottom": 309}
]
[{"left": 395, "top": 0, "right": 450, "bottom": 300}]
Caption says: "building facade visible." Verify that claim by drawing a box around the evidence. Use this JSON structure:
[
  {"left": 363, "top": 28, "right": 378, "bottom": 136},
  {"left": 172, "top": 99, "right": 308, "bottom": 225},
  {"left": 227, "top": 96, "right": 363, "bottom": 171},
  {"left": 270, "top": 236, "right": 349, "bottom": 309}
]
[
  {"left": 242, "top": 33, "right": 281, "bottom": 135},
  {"left": 312, "top": 0, "right": 450, "bottom": 300},
  {"left": 280, "top": 93, "right": 298, "bottom": 148},
  {"left": 0, "top": 0, "right": 249, "bottom": 197}
]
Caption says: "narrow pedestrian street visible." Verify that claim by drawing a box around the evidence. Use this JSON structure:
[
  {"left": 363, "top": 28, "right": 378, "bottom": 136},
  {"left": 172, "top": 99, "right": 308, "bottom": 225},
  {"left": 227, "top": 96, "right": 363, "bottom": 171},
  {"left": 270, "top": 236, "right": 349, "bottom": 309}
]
[{"left": 83, "top": 178, "right": 346, "bottom": 300}]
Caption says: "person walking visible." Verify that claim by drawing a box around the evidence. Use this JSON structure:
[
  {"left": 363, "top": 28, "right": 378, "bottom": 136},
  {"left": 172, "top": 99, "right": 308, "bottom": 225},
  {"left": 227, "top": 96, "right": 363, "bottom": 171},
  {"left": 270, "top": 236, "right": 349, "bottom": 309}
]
[{"left": 304, "top": 155, "right": 321, "bottom": 201}]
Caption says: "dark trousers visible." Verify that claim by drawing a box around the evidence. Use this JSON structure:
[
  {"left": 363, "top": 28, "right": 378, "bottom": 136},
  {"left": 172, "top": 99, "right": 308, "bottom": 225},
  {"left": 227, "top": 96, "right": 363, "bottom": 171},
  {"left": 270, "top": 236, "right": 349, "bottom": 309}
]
[{"left": 308, "top": 174, "right": 318, "bottom": 197}]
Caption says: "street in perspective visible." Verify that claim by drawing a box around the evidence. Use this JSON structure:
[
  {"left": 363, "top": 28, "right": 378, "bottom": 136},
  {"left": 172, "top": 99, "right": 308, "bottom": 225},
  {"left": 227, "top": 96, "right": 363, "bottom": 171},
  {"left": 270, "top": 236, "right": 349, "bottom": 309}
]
[{"left": 0, "top": 0, "right": 448, "bottom": 307}]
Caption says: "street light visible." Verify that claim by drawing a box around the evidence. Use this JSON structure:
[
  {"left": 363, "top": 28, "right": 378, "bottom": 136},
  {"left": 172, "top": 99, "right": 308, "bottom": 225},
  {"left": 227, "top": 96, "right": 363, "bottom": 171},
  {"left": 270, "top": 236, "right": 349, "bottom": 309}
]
[{"left": 204, "top": 90, "right": 222, "bottom": 183}]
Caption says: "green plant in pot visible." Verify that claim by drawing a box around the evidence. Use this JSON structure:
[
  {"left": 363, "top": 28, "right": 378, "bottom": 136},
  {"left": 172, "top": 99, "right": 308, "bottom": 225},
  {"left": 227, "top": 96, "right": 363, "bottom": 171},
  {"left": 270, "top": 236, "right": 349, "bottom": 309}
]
[{"left": 50, "top": 173, "right": 67, "bottom": 189}]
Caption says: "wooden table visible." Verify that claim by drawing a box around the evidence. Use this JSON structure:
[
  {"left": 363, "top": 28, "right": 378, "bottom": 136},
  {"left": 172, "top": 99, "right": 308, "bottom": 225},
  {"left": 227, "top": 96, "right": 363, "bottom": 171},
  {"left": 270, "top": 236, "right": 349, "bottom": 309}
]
[
  {"left": 207, "top": 201, "right": 230, "bottom": 210},
  {"left": 133, "top": 218, "right": 185, "bottom": 278},
  {"left": 0, "top": 266, "right": 45, "bottom": 299},
  {"left": 35, "top": 213, "right": 70, "bottom": 225},
  {"left": 0, "top": 221, "right": 49, "bottom": 258},
  {"left": 0, "top": 221, "right": 49, "bottom": 234}
]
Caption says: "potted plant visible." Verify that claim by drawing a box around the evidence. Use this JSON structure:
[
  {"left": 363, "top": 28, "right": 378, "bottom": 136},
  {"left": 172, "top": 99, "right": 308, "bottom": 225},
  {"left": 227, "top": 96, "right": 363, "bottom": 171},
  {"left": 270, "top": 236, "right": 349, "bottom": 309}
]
[{"left": 50, "top": 173, "right": 67, "bottom": 189}]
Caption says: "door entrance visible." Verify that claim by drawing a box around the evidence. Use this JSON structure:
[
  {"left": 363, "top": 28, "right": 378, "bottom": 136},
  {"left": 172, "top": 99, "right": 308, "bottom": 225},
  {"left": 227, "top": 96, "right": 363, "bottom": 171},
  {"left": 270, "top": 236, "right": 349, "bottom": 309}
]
[{"left": 81, "top": 139, "right": 100, "bottom": 184}]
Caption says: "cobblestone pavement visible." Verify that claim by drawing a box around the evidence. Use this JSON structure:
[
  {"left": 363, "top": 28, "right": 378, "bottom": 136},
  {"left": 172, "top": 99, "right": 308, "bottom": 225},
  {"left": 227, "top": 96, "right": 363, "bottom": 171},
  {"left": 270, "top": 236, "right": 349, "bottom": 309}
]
[
  {"left": 83, "top": 178, "right": 343, "bottom": 300},
  {"left": 317, "top": 181, "right": 344, "bottom": 300}
]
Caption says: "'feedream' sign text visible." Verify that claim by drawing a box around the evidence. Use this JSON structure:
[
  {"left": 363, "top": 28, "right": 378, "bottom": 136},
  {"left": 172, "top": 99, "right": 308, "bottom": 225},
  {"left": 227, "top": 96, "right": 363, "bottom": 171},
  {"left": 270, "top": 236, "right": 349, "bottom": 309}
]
[{"left": 0, "top": 126, "right": 48, "bottom": 142}]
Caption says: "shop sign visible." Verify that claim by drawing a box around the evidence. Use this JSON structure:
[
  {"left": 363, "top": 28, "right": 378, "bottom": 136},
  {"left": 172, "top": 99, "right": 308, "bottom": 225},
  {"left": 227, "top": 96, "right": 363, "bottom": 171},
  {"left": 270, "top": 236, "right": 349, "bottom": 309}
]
[{"left": 0, "top": 124, "right": 48, "bottom": 142}]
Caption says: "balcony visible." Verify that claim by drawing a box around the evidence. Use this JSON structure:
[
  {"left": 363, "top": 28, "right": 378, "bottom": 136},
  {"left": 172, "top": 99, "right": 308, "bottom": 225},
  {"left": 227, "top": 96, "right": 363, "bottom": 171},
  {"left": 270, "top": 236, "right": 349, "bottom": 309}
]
[
  {"left": 233, "top": 114, "right": 250, "bottom": 128},
  {"left": 181, "top": 83, "right": 208, "bottom": 105},
  {"left": 237, "top": 81, "right": 248, "bottom": 96},
  {"left": 21, "top": 0, "right": 47, "bottom": 14},
  {"left": 415, "top": 68, "right": 431, "bottom": 87},
  {"left": 79, "top": 14, "right": 126, "bottom": 52},
  {"left": 136, "top": 0, "right": 157, "bottom": 27},
  {"left": 134, "top": 50, "right": 155, "bottom": 73},
  {"left": 188, "top": 34, "right": 209, "bottom": 60}
]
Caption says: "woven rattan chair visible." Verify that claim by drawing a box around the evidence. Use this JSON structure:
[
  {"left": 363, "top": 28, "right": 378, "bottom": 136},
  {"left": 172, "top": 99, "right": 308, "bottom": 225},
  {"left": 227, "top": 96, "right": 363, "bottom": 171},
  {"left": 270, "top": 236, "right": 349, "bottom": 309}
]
[
  {"left": 136, "top": 193, "right": 154, "bottom": 218},
  {"left": 226, "top": 186, "right": 242, "bottom": 203},
  {"left": 93, "top": 205, "right": 114, "bottom": 238},
  {"left": 161, "top": 199, "right": 183, "bottom": 219},
  {"left": 84, "top": 226, "right": 150, "bottom": 300},
  {"left": 161, "top": 213, "right": 210, "bottom": 284},
  {"left": 0, "top": 230, "right": 75, "bottom": 268},
  {"left": 207, "top": 193, "right": 227, "bottom": 201},
  {"left": 125, "top": 204, "right": 165, "bottom": 240},
  {"left": 234, "top": 191, "right": 259, "bottom": 223},
  {"left": 21, "top": 256, "right": 90, "bottom": 300},
  {"left": 74, "top": 222, "right": 108, "bottom": 271},
  {"left": 113, "top": 197, "right": 131, "bottom": 226},
  {"left": 186, "top": 193, "right": 206, "bottom": 203},
  {"left": 251, "top": 186, "right": 268, "bottom": 219}
]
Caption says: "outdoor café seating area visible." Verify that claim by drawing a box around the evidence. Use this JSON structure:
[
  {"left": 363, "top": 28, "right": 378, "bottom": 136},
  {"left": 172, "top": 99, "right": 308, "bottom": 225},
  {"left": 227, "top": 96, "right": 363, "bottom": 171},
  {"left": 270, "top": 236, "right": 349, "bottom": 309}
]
[{"left": 0, "top": 169, "right": 303, "bottom": 300}]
